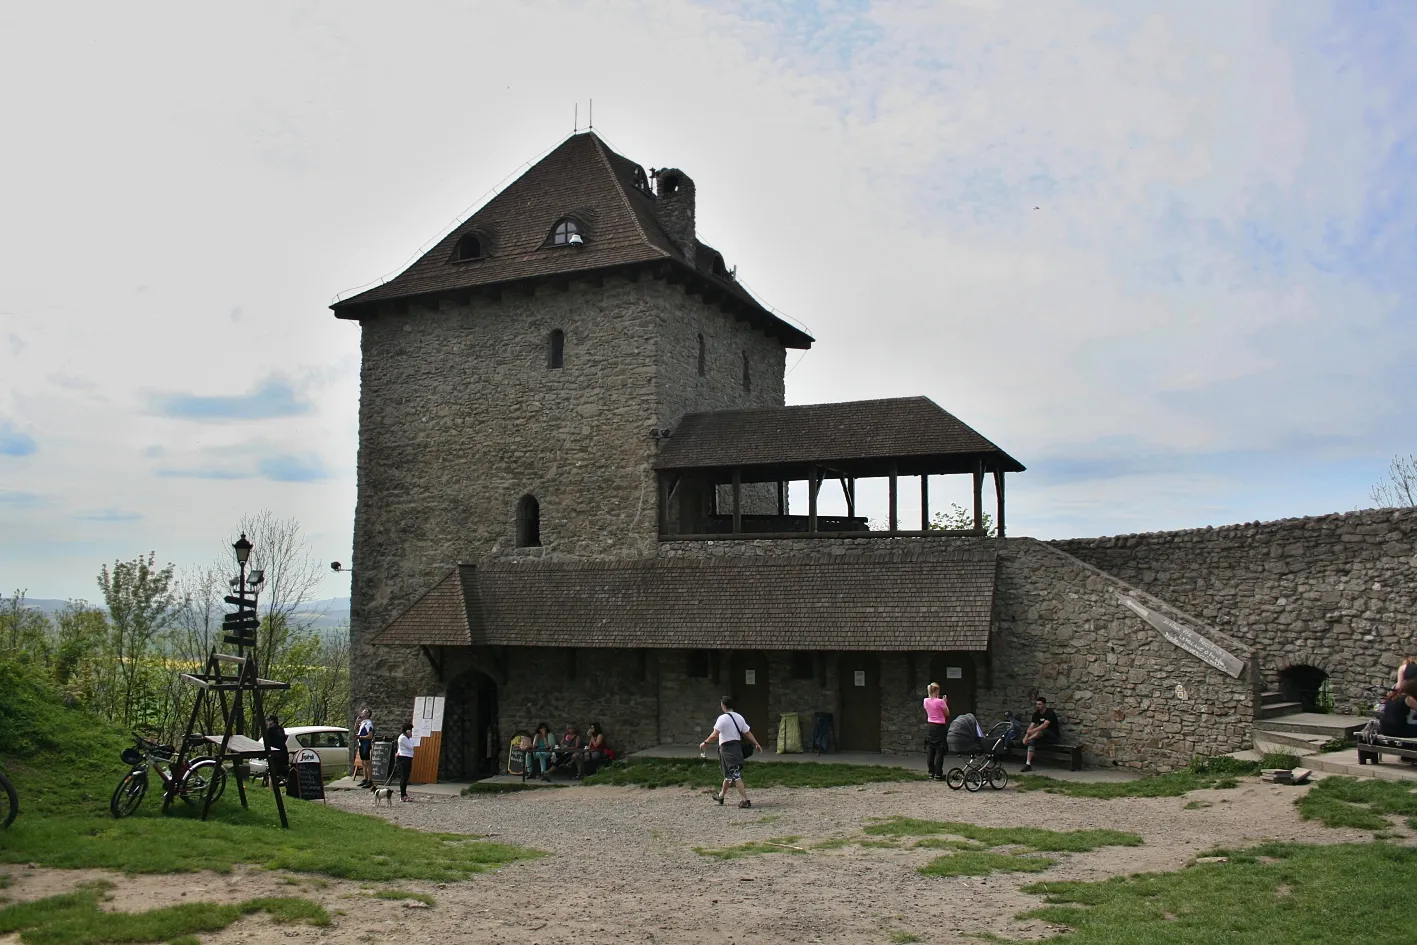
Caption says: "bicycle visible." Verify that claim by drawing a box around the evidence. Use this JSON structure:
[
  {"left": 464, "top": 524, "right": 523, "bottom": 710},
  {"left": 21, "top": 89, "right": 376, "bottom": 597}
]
[
  {"left": 1, "top": 763, "right": 16, "bottom": 829},
  {"left": 110, "top": 734, "right": 228, "bottom": 818}
]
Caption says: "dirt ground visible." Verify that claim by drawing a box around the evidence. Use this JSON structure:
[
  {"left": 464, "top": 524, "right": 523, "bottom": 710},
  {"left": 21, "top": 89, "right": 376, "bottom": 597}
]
[{"left": 0, "top": 777, "right": 1388, "bottom": 945}]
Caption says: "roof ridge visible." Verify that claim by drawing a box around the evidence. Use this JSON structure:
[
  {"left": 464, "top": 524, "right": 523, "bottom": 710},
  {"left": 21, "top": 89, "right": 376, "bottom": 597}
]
[{"left": 589, "top": 134, "right": 672, "bottom": 263}]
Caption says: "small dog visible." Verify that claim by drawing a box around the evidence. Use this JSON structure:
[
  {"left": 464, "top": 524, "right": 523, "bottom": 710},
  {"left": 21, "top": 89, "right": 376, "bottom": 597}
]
[{"left": 372, "top": 786, "right": 395, "bottom": 806}]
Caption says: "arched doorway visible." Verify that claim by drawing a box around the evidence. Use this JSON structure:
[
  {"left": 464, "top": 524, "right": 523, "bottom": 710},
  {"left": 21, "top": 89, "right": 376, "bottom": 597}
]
[
  {"left": 443, "top": 671, "right": 500, "bottom": 780},
  {"left": 1278, "top": 665, "right": 1330, "bottom": 713}
]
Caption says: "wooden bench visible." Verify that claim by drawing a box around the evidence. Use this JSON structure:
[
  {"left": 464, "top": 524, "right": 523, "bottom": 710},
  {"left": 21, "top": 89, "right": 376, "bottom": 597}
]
[
  {"left": 1355, "top": 733, "right": 1417, "bottom": 766},
  {"left": 1028, "top": 741, "right": 1084, "bottom": 771}
]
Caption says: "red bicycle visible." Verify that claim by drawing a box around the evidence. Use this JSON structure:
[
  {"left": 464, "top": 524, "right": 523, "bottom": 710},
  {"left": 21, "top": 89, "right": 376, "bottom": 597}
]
[{"left": 110, "top": 734, "right": 227, "bottom": 818}]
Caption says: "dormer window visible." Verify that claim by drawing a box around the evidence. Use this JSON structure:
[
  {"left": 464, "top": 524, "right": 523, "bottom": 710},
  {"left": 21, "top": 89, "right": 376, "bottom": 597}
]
[
  {"left": 451, "top": 233, "right": 484, "bottom": 262},
  {"left": 549, "top": 218, "right": 583, "bottom": 246},
  {"left": 632, "top": 166, "right": 651, "bottom": 194},
  {"left": 710, "top": 253, "right": 727, "bottom": 278}
]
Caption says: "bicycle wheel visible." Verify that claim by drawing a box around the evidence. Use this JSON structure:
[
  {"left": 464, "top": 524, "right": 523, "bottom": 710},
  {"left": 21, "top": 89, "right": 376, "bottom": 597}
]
[
  {"left": 1, "top": 772, "right": 16, "bottom": 828},
  {"left": 110, "top": 772, "right": 148, "bottom": 818},
  {"left": 988, "top": 765, "right": 1009, "bottom": 790},
  {"left": 180, "top": 759, "right": 228, "bottom": 806},
  {"left": 964, "top": 768, "right": 985, "bottom": 792},
  {"left": 945, "top": 767, "right": 966, "bottom": 790}
]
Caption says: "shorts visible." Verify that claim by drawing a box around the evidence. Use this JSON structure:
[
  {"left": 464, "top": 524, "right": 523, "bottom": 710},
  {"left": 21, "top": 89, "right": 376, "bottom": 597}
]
[
  {"left": 358, "top": 742, "right": 371, "bottom": 760},
  {"left": 719, "top": 741, "right": 745, "bottom": 782}
]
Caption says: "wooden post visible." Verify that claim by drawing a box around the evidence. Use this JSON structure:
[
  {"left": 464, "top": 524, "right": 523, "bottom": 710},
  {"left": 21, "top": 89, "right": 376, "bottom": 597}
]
[
  {"left": 849, "top": 478, "right": 856, "bottom": 519},
  {"left": 888, "top": 462, "right": 898, "bottom": 533},
  {"left": 972, "top": 461, "right": 984, "bottom": 535},
  {"left": 731, "top": 470, "right": 742, "bottom": 534},
  {"left": 777, "top": 480, "right": 785, "bottom": 516},
  {"left": 808, "top": 466, "right": 819, "bottom": 533},
  {"left": 920, "top": 475, "right": 930, "bottom": 531},
  {"left": 993, "top": 469, "right": 1006, "bottom": 538}
]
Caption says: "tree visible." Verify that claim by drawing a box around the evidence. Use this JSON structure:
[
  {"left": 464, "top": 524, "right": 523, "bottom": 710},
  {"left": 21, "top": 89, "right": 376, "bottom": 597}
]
[
  {"left": 52, "top": 600, "right": 107, "bottom": 686},
  {"left": 928, "top": 502, "right": 998, "bottom": 537},
  {"left": 97, "top": 553, "right": 177, "bottom": 728},
  {"left": 0, "top": 589, "right": 51, "bottom": 660},
  {"left": 1372, "top": 454, "right": 1417, "bottom": 508}
]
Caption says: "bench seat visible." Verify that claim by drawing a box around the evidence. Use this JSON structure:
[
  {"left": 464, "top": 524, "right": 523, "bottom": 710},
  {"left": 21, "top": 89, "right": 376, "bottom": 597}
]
[
  {"left": 1355, "top": 732, "right": 1417, "bottom": 766},
  {"left": 1028, "top": 741, "right": 1084, "bottom": 771}
]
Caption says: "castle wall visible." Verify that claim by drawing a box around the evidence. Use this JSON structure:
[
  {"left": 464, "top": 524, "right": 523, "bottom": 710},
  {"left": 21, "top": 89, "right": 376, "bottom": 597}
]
[{"left": 1053, "top": 508, "right": 1417, "bottom": 714}]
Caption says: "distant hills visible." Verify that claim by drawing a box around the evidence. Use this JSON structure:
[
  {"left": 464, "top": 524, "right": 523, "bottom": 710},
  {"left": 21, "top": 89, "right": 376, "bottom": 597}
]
[{"left": 16, "top": 596, "right": 352, "bottom": 633}]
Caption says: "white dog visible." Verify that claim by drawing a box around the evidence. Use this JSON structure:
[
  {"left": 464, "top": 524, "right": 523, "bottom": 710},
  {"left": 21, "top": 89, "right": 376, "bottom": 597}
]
[{"left": 373, "top": 786, "right": 395, "bottom": 806}]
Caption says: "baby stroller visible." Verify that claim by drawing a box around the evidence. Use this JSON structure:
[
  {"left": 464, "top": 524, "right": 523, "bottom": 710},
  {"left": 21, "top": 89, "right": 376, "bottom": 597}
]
[{"left": 946, "top": 713, "right": 1022, "bottom": 792}]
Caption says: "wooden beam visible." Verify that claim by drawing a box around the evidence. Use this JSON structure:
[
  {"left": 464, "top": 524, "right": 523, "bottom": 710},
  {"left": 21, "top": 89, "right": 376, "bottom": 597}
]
[
  {"left": 658, "top": 473, "right": 670, "bottom": 537},
  {"left": 994, "top": 469, "right": 1006, "bottom": 538},
  {"left": 889, "top": 462, "right": 898, "bottom": 533},
  {"left": 921, "top": 474, "right": 930, "bottom": 531},
  {"left": 732, "top": 469, "right": 742, "bottom": 534},
  {"left": 808, "top": 466, "right": 820, "bottom": 533},
  {"left": 849, "top": 478, "right": 856, "bottom": 518},
  {"left": 973, "top": 460, "right": 984, "bottom": 534},
  {"left": 777, "top": 480, "right": 786, "bottom": 516}
]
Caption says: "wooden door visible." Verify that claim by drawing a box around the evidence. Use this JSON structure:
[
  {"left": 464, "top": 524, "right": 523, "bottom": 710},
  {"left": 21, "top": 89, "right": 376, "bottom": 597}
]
[
  {"left": 930, "top": 653, "right": 976, "bottom": 720},
  {"left": 837, "top": 653, "right": 881, "bottom": 751},
  {"left": 730, "top": 651, "right": 771, "bottom": 738}
]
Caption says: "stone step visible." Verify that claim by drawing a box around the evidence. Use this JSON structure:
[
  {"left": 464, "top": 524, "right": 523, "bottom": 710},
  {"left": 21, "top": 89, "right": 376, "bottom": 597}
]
[
  {"left": 1258, "top": 701, "right": 1304, "bottom": 719},
  {"left": 1259, "top": 691, "right": 1289, "bottom": 706},
  {"left": 1306, "top": 749, "right": 1417, "bottom": 783},
  {"left": 1252, "top": 734, "right": 1319, "bottom": 757},
  {"left": 1254, "top": 712, "right": 1367, "bottom": 737}
]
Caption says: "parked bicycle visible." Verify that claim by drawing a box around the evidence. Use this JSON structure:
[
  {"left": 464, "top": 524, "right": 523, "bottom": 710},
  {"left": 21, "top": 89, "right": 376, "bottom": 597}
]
[
  {"left": 1, "top": 763, "right": 16, "bottom": 828},
  {"left": 110, "top": 734, "right": 228, "bottom": 818}
]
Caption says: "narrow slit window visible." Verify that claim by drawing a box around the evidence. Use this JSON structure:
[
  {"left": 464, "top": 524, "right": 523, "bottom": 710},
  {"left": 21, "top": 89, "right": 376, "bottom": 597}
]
[
  {"left": 516, "top": 495, "right": 541, "bottom": 547},
  {"left": 548, "top": 329, "right": 565, "bottom": 369},
  {"left": 697, "top": 334, "right": 706, "bottom": 377},
  {"left": 741, "top": 351, "right": 751, "bottom": 392}
]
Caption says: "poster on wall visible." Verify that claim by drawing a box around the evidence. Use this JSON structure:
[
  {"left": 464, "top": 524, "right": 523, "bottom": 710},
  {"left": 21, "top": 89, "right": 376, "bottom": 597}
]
[
  {"left": 854, "top": 670, "right": 866, "bottom": 687},
  {"left": 745, "top": 670, "right": 756, "bottom": 685},
  {"left": 408, "top": 695, "right": 446, "bottom": 784},
  {"left": 946, "top": 667, "right": 963, "bottom": 679}
]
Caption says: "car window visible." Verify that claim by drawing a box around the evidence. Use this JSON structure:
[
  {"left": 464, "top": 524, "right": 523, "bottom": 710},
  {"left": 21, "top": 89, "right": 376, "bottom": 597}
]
[{"left": 304, "top": 732, "right": 348, "bottom": 749}]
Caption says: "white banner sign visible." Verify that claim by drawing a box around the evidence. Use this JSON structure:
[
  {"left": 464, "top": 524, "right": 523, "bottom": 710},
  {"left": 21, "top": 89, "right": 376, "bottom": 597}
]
[{"left": 1118, "top": 595, "right": 1245, "bottom": 679}]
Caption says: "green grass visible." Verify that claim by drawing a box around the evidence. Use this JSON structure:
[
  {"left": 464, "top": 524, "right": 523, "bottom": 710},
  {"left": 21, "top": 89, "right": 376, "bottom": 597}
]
[
  {"left": 864, "top": 817, "right": 1143, "bottom": 852},
  {"left": 365, "top": 889, "right": 435, "bottom": 905},
  {"left": 583, "top": 757, "right": 925, "bottom": 789},
  {"left": 1183, "top": 800, "right": 1213, "bottom": 810},
  {"left": 1258, "top": 752, "right": 1303, "bottom": 770},
  {"left": 0, "top": 880, "right": 327, "bottom": 945},
  {"left": 1296, "top": 776, "right": 1417, "bottom": 831},
  {"left": 694, "top": 836, "right": 808, "bottom": 860},
  {"left": 1317, "top": 736, "right": 1353, "bottom": 753},
  {"left": 920, "top": 850, "right": 1056, "bottom": 877},
  {"left": 1015, "top": 756, "right": 1258, "bottom": 799},
  {"left": 1018, "top": 842, "right": 1417, "bottom": 943},
  {"left": 0, "top": 656, "right": 541, "bottom": 881}
]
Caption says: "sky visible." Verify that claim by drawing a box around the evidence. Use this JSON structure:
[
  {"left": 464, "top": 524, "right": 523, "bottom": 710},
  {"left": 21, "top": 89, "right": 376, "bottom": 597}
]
[{"left": 1, "top": 0, "right": 1414, "bottom": 602}]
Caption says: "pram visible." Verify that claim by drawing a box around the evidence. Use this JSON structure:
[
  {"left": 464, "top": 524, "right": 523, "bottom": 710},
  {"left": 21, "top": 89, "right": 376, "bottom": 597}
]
[{"left": 945, "top": 713, "right": 1022, "bottom": 792}]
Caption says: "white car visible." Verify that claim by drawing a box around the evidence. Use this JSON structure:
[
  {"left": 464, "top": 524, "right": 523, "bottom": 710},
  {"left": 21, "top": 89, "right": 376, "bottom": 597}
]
[{"left": 248, "top": 726, "right": 350, "bottom": 781}]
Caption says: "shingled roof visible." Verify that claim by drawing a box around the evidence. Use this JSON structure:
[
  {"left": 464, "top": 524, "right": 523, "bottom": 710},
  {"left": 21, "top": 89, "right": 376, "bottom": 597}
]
[
  {"left": 331, "top": 132, "right": 812, "bottom": 348},
  {"left": 653, "top": 397, "right": 1025, "bottom": 477},
  {"left": 371, "top": 549, "right": 998, "bottom": 652}
]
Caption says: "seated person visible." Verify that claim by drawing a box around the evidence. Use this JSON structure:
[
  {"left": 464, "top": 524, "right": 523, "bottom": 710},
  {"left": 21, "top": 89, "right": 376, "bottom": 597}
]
[
  {"left": 1380, "top": 681, "right": 1417, "bottom": 738},
  {"left": 583, "top": 722, "right": 607, "bottom": 776},
  {"left": 1020, "top": 697, "right": 1060, "bottom": 772},
  {"left": 554, "top": 724, "right": 584, "bottom": 779},
  {"left": 530, "top": 722, "right": 556, "bottom": 780}
]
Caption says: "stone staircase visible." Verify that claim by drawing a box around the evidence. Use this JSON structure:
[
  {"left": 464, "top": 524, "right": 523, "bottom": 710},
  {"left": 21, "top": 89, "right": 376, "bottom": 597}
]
[{"left": 1246, "top": 693, "right": 1415, "bottom": 780}]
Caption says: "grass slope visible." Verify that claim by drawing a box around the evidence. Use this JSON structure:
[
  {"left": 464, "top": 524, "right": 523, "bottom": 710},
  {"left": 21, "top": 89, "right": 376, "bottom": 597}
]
[
  {"left": 583, "top": 757, "right": 925, "bottom": 789},
  {"left": 0, "top": 881, "right": 327, "bottom": 945},
  {"left": 1020, "top": 842, "right": 1417, "bottom": 944},
  {"left": 1296, "top": 777, "right": 1417, "bottom": 831},
  {"left": 0, "top": 657, "right": 538, "bottom": 880},
  {"left": 1014, "top": 756, "right": 1262, "bottom": 799}
]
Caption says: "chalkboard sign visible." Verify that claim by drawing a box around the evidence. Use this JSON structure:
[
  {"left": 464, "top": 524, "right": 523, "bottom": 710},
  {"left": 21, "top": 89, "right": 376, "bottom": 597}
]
[
  {"left": 370, "top": 740, "right": 392, "bottom": 784},
  {"left": 291, "top": 748, "right": 326, "bottom": 802}
]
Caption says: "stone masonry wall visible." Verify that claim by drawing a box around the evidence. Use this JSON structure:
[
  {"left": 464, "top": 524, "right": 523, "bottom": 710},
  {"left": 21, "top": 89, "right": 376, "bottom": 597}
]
[
  {"left": 978, "top": 540, "right": 1254, "bottom": 770},
  {"left": 1053, "top": 508, "right": 1417, "bottom": 714}
]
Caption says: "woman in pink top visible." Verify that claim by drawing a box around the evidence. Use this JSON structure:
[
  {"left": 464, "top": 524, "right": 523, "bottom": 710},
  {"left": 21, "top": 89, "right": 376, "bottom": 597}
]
[{"left": 923, "top": 682, "right": 950, "bottom": 782}]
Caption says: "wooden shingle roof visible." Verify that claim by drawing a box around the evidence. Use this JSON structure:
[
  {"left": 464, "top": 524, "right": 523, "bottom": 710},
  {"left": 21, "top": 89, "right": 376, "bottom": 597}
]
[
  {"left": 371, "top": 549, "right": 998, "bottom": 652},
  {"left": 654, "top": 397, "right": 1025, "bottom": 475},
  {"left": 332, "top": 132, "right": 812, "bottom": 348}
]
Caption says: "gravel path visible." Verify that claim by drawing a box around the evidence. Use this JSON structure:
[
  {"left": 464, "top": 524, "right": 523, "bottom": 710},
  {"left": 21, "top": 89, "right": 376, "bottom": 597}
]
[{"left": 0, "top": 777, "right": 1384, "bottom": 945}]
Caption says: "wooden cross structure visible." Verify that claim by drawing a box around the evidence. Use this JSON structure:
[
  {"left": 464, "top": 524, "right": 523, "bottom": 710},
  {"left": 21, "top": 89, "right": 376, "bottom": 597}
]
[{"left": 166, "top": 650, "right": 292, "bottom": 828}]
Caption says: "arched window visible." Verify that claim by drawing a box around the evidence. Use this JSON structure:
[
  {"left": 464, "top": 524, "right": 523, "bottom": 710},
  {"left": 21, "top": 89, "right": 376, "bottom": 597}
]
[
  {"left": 742, "top": 350, "right": 751, "bottom": 393},
  {"left": 548, "top": 329, "right": 565, "bottom": 369},
  {"left": 548, "top": 218, "right": 582, "bottom": 246},
  {"left": 710, "top": 253, "right": 727, "bottom": 278},
  {"left": 451, "top": 233, "right": 483, "bottom": 261},
  {"left": 516, "top": 495, "right": 541, "bottom": 547},
  {"left": 697, "top": 334, "right": 706, "bottom": 377}
]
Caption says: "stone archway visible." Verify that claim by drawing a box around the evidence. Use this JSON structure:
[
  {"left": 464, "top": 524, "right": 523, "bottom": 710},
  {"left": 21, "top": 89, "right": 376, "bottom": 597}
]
[
  {"left": 1278, "top": 665, "right": 1330, "bottom": 713},
  {"left": 441, "top": 670, "right": 500, "bottom": 780}
]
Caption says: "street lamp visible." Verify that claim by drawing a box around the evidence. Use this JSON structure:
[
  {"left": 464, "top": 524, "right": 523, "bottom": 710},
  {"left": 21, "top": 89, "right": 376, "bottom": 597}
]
[{"left": 233, "top": 534, "right": 253, "bottom": 566}]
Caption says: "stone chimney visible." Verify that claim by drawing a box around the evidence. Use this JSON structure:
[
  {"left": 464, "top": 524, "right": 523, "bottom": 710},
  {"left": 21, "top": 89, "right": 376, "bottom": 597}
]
[{"left": 654, "top": 168, "right": 695, "bottom": 259}]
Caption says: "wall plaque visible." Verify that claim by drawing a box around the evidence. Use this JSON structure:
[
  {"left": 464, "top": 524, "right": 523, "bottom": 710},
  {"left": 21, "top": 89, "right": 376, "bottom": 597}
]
[
  {"left": 946, "top": 667, "right": 963, "bottom": 680},
  {"left": 1118, "top": 595, "right": 1245, "bottom": 678},
  {"left": 854, "top": 670, "right": 866, "bottom": 687},
  {"left": 745, "top": 669, "right": 756, "bottom": 685}
]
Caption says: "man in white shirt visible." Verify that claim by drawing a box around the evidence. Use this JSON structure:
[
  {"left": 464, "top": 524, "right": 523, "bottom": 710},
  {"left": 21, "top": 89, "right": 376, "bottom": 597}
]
[{"left": 699, "top": 696, "right": 767, "bottom": 809}]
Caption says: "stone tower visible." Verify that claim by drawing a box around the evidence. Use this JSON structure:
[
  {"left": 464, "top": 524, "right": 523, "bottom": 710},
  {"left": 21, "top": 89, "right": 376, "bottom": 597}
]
[{"left": 332, "top": 132, "right": 814, "bottom": 718}]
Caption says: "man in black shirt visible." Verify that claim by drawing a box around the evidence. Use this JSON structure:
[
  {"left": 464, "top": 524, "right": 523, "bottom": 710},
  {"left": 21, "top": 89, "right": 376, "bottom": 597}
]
[{"left": 1020, "top": 697, "right": 1060, "bottom": 772}]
